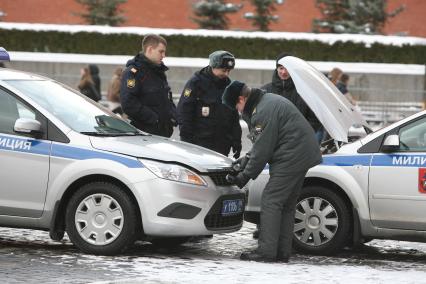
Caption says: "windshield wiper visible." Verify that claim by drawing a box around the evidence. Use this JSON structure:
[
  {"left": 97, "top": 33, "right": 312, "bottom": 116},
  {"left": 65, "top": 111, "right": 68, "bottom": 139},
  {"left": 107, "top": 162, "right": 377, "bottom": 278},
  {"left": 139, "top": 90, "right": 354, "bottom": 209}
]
[
  {"left": 80, "top": 131, "right": 147, "bottom": 137},
  {"left": 80, "top": 132, "right": 117, "bottom": 136}
]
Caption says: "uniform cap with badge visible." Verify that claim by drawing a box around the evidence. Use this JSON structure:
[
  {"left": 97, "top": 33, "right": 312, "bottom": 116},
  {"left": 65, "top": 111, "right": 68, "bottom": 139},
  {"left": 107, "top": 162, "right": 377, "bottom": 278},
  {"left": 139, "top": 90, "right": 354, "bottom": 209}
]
[{"left": 209, "top": 50, "right": 235, "bottom": 70}]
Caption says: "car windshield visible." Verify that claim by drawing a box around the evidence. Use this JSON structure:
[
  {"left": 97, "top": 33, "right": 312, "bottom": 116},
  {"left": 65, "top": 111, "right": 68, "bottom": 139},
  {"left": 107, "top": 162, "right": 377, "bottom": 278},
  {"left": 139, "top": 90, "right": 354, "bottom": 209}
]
[{"left": 6, "top": 79, "right": 141, "bottom": 135}]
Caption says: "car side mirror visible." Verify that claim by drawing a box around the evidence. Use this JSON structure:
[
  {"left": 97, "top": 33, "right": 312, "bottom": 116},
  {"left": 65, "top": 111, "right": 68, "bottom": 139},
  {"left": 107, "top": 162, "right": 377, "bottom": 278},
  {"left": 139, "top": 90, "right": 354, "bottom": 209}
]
[
  {"left": 14, "top": 118, "right": 42, "bottom": 136},
  {"left": 381, "top": 134, "right": 399, "bottom": 152}
]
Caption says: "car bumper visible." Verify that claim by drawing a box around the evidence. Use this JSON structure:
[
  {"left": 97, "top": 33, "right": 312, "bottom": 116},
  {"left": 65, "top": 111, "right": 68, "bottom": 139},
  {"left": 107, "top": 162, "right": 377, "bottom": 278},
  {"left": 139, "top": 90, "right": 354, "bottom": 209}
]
[{"left": 131, "top": 177, "right": 245, "bottom": 236}]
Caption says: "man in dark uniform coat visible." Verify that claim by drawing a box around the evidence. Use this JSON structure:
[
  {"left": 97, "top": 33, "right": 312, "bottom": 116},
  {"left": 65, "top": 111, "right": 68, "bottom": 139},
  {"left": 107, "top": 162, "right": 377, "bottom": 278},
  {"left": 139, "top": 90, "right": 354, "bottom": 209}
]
[
  {"left": 262, "top": 53, "right": 323, "bottom": 143},
  {"left": 120, "top": 34, "right": 176, "bottom": 137},
  {"left": 223, "top": 81, "right": 322, "bottom": 263},
  {"left": 177, "top": 50, "right": 242, "bottom": 158}
]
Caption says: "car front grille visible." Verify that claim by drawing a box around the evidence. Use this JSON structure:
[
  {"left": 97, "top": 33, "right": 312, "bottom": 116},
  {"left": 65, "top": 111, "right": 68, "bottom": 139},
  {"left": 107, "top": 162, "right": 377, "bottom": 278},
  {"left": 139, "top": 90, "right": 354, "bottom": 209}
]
[
  {"left": 204, "top": 193, "right": 245, "bottom": 230},
  {"left": 206, "top": 170, "right": 234, "bottom": 186}
]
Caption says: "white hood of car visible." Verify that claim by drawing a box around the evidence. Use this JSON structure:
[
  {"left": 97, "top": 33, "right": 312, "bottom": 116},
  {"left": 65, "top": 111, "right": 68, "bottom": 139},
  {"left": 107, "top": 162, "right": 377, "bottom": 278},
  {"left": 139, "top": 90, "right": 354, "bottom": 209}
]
[
  {"left": 278, "top": 56, "right": 368, "bottom": 143},
  {"left": 90, "top": 135, "right": 232, "bottom": 172}
]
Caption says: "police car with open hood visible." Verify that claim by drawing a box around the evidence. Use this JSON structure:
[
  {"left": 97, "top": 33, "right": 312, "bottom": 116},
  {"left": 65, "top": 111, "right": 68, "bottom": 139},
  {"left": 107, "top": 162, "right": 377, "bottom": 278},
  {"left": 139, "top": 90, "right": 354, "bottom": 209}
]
[
  {"left": 245, "top": 56, "right": 426, "bottom": 255},
  {"left": 0, "top": 48, "right": 245, "bottom": 255}
]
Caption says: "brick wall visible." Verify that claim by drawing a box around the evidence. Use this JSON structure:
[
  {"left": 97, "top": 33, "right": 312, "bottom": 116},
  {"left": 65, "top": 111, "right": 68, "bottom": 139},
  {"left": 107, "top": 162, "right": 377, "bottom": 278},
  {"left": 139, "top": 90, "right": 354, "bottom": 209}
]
[{"left": 1, "top": 0, "right": 425, "bottom": 37}]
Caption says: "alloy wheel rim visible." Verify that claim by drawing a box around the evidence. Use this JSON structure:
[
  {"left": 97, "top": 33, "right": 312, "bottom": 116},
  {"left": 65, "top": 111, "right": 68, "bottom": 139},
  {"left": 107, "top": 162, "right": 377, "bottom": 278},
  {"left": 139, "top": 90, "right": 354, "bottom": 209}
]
[
  {"left": 293, "top": 196, "right": 338, "bottom": 247},
  {"left": 75, "top": 194, "right": 124, "bottom": 245}
]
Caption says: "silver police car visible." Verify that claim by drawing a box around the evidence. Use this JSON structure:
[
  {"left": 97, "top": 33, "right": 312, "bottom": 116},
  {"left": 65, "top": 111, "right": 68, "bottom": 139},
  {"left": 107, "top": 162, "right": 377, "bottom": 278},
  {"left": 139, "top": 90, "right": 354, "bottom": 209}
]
[
  {"left": 0, "top": 49, "right": 245, "bottom": 255},
  {"left": 246, "top": 56, "right": 426, "bottom": 255}
]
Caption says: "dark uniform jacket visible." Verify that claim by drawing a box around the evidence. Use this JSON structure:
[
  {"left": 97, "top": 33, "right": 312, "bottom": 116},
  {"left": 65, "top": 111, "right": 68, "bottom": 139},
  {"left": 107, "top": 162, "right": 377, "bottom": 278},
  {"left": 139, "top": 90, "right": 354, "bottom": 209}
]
[
  {"left": 241, "top": 90, "right": 322, "bottom": 179},
  {"left": 177, "top": 66, "right": 242, "bottom": 156},
  {"left": 120, "top": 53, "right": 176, "bottom": 137},
  {"left": 262, "top": 71, "right": 322, "bottom": 132},
  {"left": 89, "top": 64, "right": 101, "bottom": 98}
]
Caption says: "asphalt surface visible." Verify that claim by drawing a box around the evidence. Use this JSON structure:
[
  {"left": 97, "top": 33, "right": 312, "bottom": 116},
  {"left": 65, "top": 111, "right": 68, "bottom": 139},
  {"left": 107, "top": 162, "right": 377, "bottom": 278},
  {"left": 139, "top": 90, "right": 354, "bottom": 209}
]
[{"left": 1, "top": 222, "right": 426, "bottom": 283}]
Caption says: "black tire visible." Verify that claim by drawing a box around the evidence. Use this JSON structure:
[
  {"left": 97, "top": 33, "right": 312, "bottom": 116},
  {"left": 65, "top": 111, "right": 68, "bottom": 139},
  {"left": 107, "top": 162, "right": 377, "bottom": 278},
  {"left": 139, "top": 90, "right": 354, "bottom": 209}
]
[
  {"left": 292, "top": 185, "right": 351, "bottom": 255},
  {"left": 150, "top": 237, "right": 191, "bottom": 248},
  {"left": 65, "top": 181, "right": 138, "bottom": 255}
]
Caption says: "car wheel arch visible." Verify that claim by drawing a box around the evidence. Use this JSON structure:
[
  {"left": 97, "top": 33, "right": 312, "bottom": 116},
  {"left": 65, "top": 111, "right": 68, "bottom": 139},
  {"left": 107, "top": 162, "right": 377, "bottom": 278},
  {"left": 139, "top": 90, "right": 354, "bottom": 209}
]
[
  {"left": 305, "top": 169, "right": 369, "bottom": 219},
  {"left": 304, "top": 177, "right": 354, "bottom": 212},
  {"left": 50, "top": 174, "right": 143, "bottom": 241}
]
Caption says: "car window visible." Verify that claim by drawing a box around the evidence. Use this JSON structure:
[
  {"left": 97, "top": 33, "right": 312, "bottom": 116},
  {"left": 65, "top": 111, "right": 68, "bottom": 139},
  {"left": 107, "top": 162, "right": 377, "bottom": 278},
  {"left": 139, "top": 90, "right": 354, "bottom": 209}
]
[
  {"left": 5, "top": 80, "right": 138, "bottom": 134},
  {"left": 0, "top": 88, "right": 36, "bottom": 135},
  {"left": 398, "top": 116, "right": 426, "bottom": 152}
]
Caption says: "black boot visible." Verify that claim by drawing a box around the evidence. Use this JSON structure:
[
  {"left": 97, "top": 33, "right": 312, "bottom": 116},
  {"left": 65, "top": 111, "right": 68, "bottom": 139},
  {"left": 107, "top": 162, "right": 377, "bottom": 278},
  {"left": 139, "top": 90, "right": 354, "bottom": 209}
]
[{"left": 240, "top": 251, "right": 276, "bottom": 262}]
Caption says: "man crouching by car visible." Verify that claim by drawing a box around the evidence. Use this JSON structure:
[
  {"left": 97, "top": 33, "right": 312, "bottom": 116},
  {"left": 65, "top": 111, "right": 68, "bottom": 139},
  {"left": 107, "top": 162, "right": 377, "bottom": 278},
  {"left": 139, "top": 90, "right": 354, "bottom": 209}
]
[{"left": 223, "top": 81, "right": 322, "bottom": 263}]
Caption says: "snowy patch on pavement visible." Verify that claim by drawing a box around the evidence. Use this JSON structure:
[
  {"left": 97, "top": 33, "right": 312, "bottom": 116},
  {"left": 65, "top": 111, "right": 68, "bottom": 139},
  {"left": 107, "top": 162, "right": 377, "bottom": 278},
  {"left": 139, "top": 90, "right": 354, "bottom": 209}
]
[{"left": 1, "top": 223, "right": 426, "bottom": 283}]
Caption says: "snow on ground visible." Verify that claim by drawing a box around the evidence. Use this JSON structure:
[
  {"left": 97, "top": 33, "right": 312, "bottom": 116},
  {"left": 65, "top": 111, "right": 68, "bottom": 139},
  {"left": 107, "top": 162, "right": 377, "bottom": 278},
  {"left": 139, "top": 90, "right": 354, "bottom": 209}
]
[{"left": 1, "top": 222, "right": 426, "bottom": 284}]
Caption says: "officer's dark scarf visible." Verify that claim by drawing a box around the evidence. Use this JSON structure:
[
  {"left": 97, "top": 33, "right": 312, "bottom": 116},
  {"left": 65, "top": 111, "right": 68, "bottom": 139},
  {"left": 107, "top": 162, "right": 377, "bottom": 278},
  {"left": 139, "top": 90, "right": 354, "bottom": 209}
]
[{"left": 242, "top": 88, "right": 265, "bottom": 123}]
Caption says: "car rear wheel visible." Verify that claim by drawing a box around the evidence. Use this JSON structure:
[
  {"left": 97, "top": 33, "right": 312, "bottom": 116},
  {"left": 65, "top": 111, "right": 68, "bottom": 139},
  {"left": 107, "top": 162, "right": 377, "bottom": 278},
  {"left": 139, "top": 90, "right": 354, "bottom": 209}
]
[
  {"left": 293, "top": 185, "right": 351, "bottom": 255},
  {"left": 66, "top": 181, "right": 138, "bottom": 255}
]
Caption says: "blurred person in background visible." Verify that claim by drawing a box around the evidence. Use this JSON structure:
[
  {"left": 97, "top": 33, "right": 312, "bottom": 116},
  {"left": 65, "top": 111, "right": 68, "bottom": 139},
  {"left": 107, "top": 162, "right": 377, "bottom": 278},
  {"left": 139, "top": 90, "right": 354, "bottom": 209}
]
[
  {"left": 336, "top": 73, "right": 357, "bottom": 106},
  {"left": 89, "top": 64, "right": 101, "bottom": 99},
  {"left": 177, "top": 50, "right": 242, "bottom": 158},
  {"left": 329, "top": 67, "right": 343, "bottom": 85},
  {"left": 78, "top": 66, "right": 101, "bottom": 102},
  {"left": 107, "top": 67, "right": 124, "bottom": 114},
  {"left": 120, "top": 34, "right": 176, "bottom": 137}
]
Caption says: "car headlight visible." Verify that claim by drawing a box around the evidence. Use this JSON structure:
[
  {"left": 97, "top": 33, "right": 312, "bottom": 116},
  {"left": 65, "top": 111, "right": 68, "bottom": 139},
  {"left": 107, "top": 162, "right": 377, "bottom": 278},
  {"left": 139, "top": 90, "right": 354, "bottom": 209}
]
[{"left": 140, "top": 159, "right": 207, "bottom": 186}]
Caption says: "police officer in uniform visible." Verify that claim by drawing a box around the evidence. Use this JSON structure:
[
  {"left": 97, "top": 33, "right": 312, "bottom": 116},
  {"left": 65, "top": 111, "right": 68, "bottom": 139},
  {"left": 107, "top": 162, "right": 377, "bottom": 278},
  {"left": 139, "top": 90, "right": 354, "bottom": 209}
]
[
  {"left": 177, "top": 51, "right": 242, "bottom": 158},
  {"left": 222, "top": 81, "right": 322, "bottom": 263},
  {"left": 120, "top": 34, "right": 176, "bottom": 137}
]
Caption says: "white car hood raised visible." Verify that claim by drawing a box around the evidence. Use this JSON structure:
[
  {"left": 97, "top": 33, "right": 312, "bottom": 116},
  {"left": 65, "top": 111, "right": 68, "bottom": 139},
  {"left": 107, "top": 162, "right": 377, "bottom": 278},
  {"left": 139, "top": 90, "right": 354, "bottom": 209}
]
[
  {"left": 90, "top": 135, "right": 232, "bottom": 172},
  {"left": 278, "top": 56, "right": 368, "bottom": 143}
]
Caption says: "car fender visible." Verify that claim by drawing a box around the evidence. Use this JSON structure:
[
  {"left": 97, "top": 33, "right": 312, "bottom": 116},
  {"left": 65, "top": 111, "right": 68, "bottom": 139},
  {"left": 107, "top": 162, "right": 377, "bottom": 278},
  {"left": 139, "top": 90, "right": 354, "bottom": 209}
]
[
  {"left": 306, "top": 163, "right": 370, "bottom": 221},
  {"left": 44, "top": 156, "right": 156, "bottom": 214}
]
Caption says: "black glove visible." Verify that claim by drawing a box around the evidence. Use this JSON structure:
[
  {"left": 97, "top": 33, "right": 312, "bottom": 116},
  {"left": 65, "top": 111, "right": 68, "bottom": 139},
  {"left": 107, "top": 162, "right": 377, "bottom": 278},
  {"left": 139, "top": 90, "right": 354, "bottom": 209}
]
[
  {"left": 226, "top": 172, "right": 250, "bottom": 189},
  {"left": 232, "top": 144, "right": 242, "bottom": 159},
  {"left": 232, "top": 154, "right": 250, "bottom": 172}
]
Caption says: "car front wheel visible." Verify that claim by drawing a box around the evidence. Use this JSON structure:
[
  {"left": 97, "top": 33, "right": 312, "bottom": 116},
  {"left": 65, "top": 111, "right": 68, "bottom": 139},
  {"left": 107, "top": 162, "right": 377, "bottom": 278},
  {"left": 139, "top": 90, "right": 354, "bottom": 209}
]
[
  {"left": 66, "top": 181, "right": 138, "bottom": 255},
  {"left": 293, "top": 185, "right": 351, "bottom": 255}
]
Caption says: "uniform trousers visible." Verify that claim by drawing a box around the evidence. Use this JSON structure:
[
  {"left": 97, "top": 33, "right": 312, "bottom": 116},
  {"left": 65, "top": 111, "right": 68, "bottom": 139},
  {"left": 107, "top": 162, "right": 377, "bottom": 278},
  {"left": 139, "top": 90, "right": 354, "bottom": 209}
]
[{"left": 258, "top": 170, "right": 307, "bottom": 259}]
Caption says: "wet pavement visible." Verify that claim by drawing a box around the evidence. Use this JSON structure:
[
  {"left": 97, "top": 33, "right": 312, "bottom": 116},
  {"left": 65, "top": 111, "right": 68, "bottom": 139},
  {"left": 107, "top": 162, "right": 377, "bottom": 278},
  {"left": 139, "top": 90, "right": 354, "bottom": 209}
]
[{"left": 1, "top": 222, "right": 426, "bottom": 283}]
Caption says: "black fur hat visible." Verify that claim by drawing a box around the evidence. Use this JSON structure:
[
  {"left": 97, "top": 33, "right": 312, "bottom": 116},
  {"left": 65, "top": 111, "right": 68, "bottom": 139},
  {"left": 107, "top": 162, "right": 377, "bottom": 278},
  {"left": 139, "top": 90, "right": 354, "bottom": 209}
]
[{"left": 222, "top": 80, "right": 246, "bottom": 109}]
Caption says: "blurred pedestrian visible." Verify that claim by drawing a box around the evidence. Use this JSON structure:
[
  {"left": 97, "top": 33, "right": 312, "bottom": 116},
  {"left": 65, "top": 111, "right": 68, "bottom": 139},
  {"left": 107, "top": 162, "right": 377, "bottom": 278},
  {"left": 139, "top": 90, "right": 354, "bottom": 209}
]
[
  {"left": 89, "top": 64, "right": 101, "bottom": 97},
  {"left": 222, "top": 81, "right": 322, "bottom": 263},
  {"left": 78, "top": 66, "right": 101, "bottom": 102},
  {"left": 120, "top": 34, "right": 176, "bottom": 137},
  {"left": 336, "top": 73, "right": 356, "bottom": 106},
  {"left": 262, "top": 53, "right": 323, "bottom": 143},
  {"left": 177, "top": 50, "right": 242, "bottom": 158},
  {"left": 329, "top": 67, "right": 343, "bottom": 85},
  {"left": 107, "top": 67, "right": 124, "bottom": 114}
]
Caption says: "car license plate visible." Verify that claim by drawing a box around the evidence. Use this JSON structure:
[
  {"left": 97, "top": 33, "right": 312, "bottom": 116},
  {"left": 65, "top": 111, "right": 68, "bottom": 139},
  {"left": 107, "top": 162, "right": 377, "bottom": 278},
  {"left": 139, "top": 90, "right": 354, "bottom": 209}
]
[{"left": 221, "top": 199, "right": 244, "bottom": 216}]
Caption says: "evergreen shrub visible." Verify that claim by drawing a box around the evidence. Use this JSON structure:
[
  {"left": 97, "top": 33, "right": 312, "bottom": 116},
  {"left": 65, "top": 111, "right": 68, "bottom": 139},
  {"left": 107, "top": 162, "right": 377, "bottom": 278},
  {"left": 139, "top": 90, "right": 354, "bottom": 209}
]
[{"left": 1, "top": 28, "right": 425, "bottom": 64}]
